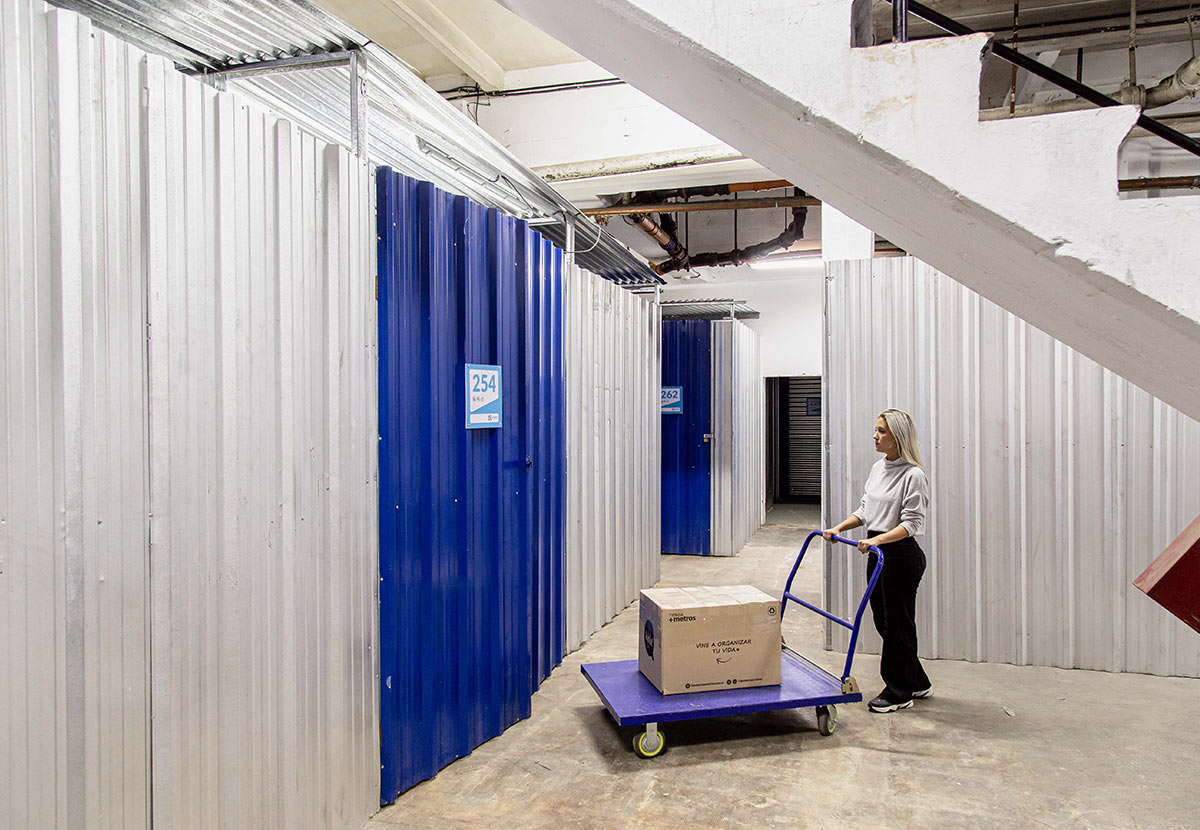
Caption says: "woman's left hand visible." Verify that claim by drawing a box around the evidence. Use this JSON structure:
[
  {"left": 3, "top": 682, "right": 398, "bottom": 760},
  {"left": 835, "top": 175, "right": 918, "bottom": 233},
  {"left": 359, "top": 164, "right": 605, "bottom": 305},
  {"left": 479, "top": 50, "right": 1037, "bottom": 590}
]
[{"left": 857, "top": 539, "right": 874, "bottom": 553}]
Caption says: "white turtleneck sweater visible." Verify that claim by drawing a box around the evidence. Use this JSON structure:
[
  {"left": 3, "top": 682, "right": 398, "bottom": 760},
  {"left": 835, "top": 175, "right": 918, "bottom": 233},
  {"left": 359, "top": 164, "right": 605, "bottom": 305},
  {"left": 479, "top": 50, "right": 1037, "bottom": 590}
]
[{"left": 851, "top": 456, "right": 930, "bottom": 538}]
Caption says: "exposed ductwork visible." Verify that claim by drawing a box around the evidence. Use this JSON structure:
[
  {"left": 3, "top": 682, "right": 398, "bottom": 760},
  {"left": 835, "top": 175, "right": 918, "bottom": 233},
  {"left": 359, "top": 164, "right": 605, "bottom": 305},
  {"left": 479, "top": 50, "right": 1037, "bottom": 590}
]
[
  {"left": 981, "top": 52, "right": 1200, "bottom": 121},
  {"left": 652, "top": 205, "right": 808, "bottom": 275},
  {"left": 603, "top": 182, "right": 814, "bottom": 274},
  {"left": 1141, "top": 52, "right": 1200, "bottom": 108},
  {"left": 610, "top": 179, "right": 792, "bottom": 202},
  {"left": 585, "top": 194, "right": 819, "bottom": 216},
  {"left": 625, "top": 211, "right": 687, "bottom": 261}
]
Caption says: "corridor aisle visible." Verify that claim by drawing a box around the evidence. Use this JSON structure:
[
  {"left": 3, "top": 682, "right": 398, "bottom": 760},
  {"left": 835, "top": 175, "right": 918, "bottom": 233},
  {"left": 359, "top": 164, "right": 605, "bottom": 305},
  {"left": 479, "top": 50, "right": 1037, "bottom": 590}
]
[{"left": 368, "top": 505, "right": 1198, "bottom": 829}]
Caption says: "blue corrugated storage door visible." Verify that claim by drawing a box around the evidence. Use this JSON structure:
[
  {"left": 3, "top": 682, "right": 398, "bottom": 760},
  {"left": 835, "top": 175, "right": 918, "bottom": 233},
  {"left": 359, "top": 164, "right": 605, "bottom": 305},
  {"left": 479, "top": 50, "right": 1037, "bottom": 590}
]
[
  {"left": 522, "top": 229, "right": 566, "bottom": 687},
  {"left": 377, "top": 169, "right": 565, "bottom": 804},
  {"left": 661, "top": 319, "right": 712, "bottom": 555}
]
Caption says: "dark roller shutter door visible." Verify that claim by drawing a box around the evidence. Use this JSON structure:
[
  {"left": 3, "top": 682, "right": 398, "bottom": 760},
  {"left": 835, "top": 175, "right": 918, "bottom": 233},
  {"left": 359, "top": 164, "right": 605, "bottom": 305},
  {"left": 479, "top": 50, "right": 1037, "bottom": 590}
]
[{"left": 786, "top": 377, "right": 822, "bottom": 501}]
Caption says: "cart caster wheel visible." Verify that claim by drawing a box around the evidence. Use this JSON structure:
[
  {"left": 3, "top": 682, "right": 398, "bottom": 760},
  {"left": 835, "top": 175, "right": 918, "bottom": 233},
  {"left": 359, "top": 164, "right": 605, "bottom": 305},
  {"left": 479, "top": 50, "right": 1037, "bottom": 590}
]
[
  {"left": 816, "top": 705, "right": 837, "bottom": 737},
  {"left": 633, "top": 729, "right": 665, "bottom": 758}
]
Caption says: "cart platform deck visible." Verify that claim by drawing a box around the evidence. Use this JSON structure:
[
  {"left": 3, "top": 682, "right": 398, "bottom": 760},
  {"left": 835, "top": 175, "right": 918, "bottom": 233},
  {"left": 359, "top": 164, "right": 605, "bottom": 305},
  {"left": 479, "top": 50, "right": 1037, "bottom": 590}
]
[
  {"left": 579, "top": 531, "right": 883, "bottom": 756},
  {"left": 582, "top": 646, "right": 861, "bottom": 728}
]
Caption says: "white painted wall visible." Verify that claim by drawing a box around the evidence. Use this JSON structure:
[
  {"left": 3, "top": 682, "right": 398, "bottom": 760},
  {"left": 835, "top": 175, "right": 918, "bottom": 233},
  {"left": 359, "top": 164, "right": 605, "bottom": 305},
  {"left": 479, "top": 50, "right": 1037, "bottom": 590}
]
[
  {"left": 820, "top": 205, "right": 874, "bottom": 262},
  {"left": 455, "top": 60, "right": 778, "bottom": 208},
  {"left": 662, "top": 271, "right": 824, "bottom": 377},
  {"left": 466, "top": 61, "right": 729, "bottom": 171},
  {"left": 500, "top": 0, "right": 1200, "bottom": 424}
]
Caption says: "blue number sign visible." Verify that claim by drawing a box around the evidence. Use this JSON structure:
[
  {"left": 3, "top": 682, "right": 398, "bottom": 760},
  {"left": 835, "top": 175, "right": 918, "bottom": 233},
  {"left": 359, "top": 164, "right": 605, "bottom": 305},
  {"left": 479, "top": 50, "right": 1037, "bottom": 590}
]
[
  {"left": 466, "top": 364, "right": 502, "bottom": 429},
  {"left": 661, "top": 386, "right": 683, "bottom": 415}
]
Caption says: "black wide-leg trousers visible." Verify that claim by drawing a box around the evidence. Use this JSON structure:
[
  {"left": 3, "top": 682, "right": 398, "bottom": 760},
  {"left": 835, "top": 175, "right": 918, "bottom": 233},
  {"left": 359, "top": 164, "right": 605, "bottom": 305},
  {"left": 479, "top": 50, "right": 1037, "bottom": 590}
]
[{"left": 866, "top": 534, "right": 931, "bottom": 699}]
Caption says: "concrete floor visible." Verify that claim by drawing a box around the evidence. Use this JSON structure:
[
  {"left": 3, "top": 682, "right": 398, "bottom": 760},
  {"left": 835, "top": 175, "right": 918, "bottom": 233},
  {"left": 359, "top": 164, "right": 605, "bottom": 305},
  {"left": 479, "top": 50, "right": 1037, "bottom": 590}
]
[{"left": 369, "top": 504, "right": 1198, "bottom": 829}]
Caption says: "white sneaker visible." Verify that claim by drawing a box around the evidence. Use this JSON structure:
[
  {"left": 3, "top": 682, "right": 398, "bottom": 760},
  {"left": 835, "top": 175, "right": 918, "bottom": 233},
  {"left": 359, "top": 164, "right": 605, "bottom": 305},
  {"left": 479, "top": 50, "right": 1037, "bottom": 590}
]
[{"left": 868, "top": 692, "right": 914, "bottom": 713}]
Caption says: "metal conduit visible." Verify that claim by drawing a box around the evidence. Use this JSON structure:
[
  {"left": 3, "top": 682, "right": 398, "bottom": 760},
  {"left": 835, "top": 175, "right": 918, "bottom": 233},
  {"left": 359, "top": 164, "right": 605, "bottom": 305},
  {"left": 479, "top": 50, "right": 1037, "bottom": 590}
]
[
  {"left": 894, "top": 0, "right": 909, "bottom": 42},
  {"left": 889, "top": 0, "right": 1200, "bottom": 158},
  {"left": 1119, "top": 174, "right": 1200, "bottom": 190},
  {"left": 584, "top": 196, "right": 820, "bottom": 216}
]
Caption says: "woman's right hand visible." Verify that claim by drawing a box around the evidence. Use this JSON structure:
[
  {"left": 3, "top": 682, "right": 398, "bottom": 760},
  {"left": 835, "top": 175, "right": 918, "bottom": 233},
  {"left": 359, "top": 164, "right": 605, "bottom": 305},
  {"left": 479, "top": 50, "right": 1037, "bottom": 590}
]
[{"left": 821, "top": 529, "right": 837, "bottom": 542}]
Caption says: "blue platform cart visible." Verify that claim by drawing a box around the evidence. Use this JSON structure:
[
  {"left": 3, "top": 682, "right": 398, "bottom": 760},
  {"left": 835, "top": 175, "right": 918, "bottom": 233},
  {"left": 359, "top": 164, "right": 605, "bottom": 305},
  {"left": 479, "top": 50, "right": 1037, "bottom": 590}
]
[{"left": 581, "top": 531, "right": 883, "bottom": 758}]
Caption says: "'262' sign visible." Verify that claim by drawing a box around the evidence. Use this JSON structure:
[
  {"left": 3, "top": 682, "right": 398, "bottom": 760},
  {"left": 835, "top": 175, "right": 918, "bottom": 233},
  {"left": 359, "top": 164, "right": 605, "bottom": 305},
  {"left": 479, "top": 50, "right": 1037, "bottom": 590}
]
[{"left": 660, "top": 386, "right": 683, "bottom": 415}]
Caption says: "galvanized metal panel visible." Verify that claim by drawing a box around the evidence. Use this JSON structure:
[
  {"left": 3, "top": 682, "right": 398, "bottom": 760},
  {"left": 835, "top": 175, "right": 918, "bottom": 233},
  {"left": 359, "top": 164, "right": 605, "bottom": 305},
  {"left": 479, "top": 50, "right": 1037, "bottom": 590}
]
[
  {"left": 710, "top": 320, "right": 765, "bottom": 557},
  {"left": 563, "top": 266, "right": 661, "bottom": 652},
  {"left": 376, "top": 169, "right": 565, "bottom": 802},
  {"left": 661, "top": 319, "right": 712, "bottom": 555},
  {"left": 235, "top": 51, "right": 656, "bottom": 284},
  {"left": 1, "top": 6, "right": 151, "bottom": 827},
  {"left": 48, "top": 0, "right": 658, "bottom": 286},
  {"left": 660, "top": 298, "right": 759, "bottom": 320},
  {"left": 47, "top": 0, "right": 361, "bottom": 68},
  {"left": 144, "top": 58, "right": 379, "bottom": 828},
  {"left": 824, "top": 257, "right": 1200, "bottom": 677}
]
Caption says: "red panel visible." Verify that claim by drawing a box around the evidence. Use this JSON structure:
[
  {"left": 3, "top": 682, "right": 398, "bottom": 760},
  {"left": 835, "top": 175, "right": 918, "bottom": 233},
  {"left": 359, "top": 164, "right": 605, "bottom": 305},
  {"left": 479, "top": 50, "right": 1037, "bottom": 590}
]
[{"left": 1135, "top": 513, "right": 1200, "bottom": 635}]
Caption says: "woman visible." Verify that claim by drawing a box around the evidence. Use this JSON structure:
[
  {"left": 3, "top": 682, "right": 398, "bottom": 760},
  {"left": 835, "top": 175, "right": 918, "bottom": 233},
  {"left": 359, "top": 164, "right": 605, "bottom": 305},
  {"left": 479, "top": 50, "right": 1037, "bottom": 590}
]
[{"left": 823, "top": 408, "right": 932, "bottom": 713}]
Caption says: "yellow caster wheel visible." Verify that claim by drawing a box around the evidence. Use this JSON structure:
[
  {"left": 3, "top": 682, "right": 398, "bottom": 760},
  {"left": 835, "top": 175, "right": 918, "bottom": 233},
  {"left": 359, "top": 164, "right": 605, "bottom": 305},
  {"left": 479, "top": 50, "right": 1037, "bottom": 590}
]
[{"left": 633, "top": 728, "right": 665, "bottom": 758}]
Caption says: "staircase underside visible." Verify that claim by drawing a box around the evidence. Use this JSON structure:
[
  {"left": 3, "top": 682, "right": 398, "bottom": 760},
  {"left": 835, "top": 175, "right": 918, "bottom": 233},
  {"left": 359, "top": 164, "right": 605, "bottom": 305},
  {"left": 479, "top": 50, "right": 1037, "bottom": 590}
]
[{"left": 502, "top": 0, "right": 1200, "bottom": 421}]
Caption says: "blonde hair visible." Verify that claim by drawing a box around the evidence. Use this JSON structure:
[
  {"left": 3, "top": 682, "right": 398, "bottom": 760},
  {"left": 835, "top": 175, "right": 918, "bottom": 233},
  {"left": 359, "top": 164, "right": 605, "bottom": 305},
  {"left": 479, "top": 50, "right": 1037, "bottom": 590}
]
[{"left": 880, "top": 408, "right": 923, "bottom": 467}]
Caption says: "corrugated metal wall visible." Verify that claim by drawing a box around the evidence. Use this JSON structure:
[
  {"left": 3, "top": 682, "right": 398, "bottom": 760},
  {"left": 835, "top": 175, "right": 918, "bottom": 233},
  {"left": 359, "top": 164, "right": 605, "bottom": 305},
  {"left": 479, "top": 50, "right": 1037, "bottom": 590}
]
[
  {"left": 144, "top": 60, "right": 379, "bottom": 828},
  {"left": 563, "top": 266, "right": 661, "bottom": 651},
  {"left": 711, "top": 320, "right": 765, "bottom": 557},
  {"left": 825, "top": 257, "right": 1200, "bottom": 677},
  {"left": 376, "top": 169, "right": 565, "bottom": 802},
  {"left": 3, "top": 5, "right": 380, "bottom": 827},
  {"left": 661, "top": 319, "right": 713, "bottom": 555},
  {"left": 2, "top": 7, "right": 151, "bottom": 827}
]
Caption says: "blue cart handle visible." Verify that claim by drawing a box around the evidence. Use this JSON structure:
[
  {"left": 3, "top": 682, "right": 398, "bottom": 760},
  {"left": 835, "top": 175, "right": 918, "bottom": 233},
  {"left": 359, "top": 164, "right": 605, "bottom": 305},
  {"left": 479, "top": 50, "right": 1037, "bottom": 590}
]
[
  {"left": 779, "top": 531, "right": 884, "bottom": 687},
  {"left": 827, "top": 532, "right": 878, "bottom": 551}
]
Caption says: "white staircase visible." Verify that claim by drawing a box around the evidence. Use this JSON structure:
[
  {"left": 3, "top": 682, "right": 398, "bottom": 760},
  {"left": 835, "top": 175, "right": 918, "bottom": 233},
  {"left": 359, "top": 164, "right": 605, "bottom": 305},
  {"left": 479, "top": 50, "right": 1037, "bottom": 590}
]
[{"left": 501, "top": 0, "right": 1200, "bottom": 421}]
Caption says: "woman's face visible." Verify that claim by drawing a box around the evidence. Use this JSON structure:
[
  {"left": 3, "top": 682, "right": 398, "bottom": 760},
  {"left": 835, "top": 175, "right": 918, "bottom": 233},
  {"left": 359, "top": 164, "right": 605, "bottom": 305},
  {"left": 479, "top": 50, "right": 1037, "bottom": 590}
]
[{"left": 874, "top": 416, "right": 897, "bottom": 458}]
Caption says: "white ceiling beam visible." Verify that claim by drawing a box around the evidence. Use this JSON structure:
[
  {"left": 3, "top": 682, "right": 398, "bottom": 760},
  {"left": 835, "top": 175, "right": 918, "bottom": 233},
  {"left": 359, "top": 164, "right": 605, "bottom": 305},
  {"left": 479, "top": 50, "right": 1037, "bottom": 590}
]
[{"left": 380, "top": 0, "right": 507, "bottom": 89}]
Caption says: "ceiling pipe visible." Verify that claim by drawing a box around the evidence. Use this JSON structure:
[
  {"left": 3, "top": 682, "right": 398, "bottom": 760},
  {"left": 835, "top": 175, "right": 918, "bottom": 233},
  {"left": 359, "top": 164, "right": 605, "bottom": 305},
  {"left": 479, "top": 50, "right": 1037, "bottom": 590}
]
[
  {"left": 609, "top": 182, "right": 803, "bottom": 272},
  {"left": 584, "top": 195, "right": 820, "bottom": 216},
  {"left": 1144, "top": 52, "right": 1200, "bottom": 107},
  {"left": 621, "top": 170, "right": 1189, "bottom": 273},
  {"left": 652, "top": 205, "right": 808, "bottom": 275},
  {"left": 604, "top": 179, "right": 792, "bottom": 204},
  {"left": 626, "top": 212, "right": 687, "bottom": 261},
  {"left": 908, "top": 7, "right": 1198, "bottom": 53},
  {"left": 900, "top": 0, "right": 1200, "bottom": 156},
  {"left": 1119, "top": 175, "right": 1200, "bottom": 190},
  {"left": 727, "top": 179, "right": 793, "bottom": 192},
  {"left": 980, "top": 47, "right": 1200, "bottom": 119},
  {"left": 441, "top": 77, "right": 624, "bottom": 100}
]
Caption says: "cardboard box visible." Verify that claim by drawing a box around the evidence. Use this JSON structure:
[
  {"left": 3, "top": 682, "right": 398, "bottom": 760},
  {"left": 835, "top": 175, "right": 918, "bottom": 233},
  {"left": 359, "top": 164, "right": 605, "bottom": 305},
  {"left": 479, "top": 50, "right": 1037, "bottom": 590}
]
[{"left": 639, "top": 585, "right": 781, "bottom": 695}]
